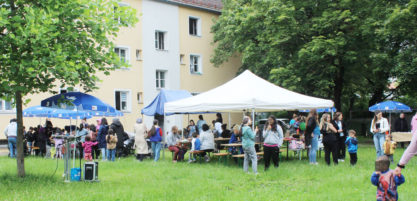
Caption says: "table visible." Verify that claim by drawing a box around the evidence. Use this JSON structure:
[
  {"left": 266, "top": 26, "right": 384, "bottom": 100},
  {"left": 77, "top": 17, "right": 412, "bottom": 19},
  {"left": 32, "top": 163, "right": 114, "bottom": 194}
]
[
  {"left": 215, "top": 138, "right": 231, "bottom": 141},
  {"left": 392, "top": 132, "right": 413, "bottom": 142}
]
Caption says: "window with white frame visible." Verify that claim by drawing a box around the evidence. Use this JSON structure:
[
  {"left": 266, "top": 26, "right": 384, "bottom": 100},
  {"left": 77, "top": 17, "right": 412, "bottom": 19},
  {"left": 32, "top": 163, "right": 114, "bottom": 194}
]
[
  {"left": 137, "top": 92, "right": 143, "bottom": 104},
  {"left": 156, "top": 70, "right": 166, "bottom": 89},
  {"left": 0, "top": 99, "right": 13, "bottom": 111},
  {"left": 114, "top": 47, "right": 130, "bottom": 63},
  {"left": 155, "top": 31, "right": 166, "bottom": 50},
  {"left": 189, "top": 17, "right": 201, "bottom": 36},
  {"left": 114, "top": 2, "right": 129, "bottom": 24},
  {"left": 190, "top": 55, "right": 202, "bottom": 74},
  {"left": 115, "top": 90, "right": 130, "bottom": 111}
]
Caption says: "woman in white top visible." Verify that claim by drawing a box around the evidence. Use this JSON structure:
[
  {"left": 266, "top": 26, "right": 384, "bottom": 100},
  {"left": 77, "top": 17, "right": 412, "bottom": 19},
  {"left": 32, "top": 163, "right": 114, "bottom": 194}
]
[
  {"left": 370, "top": 111, "right": 390, "bottom": 157},
  {"left": 200, "top": 124, "right": 215, "bottom": 162}
]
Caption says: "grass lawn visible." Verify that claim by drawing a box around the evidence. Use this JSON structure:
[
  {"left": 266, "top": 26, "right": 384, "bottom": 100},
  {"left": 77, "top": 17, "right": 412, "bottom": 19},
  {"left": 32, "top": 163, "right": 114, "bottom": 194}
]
[{"left": 1, "top": 144, "right": 417, "bottom": 201}]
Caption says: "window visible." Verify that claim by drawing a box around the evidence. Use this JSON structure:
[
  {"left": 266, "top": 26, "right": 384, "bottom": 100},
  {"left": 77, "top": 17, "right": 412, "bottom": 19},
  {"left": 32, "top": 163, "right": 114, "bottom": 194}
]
[
  {"left": 137, "top": 92, "right": 143, "bottom": 104},
  {"left": 114, "top": 47, "right": 130, "bottom": 63},
  {"left": 60, "top": 88, "right": 79, "bottom": 94},
  {"left": 114, "top": 2, "right": 129, "bottom": 24},
  {"left": 190, "top": 55, "right": 202, "bottom": 74},
  {"left": 136, "top": 49, "right": 142, "bottom": 61},
  {"left": 189, "top": 17, "right": 201, "bottom": 36},
  {"left": 180, "top": 54, "right": 185, "bottom": 65},
  {"left": 115, "top": 90, "right": 130, "bottom": 112},
  {"left": 156, "top": 71, "right": 166, "bottom": 89},
  {"left": 0, "top": 99, "right": 13, "bottom": 111},
  {"left": 155, "top": 31, "right": 165, "bottom": 50}
]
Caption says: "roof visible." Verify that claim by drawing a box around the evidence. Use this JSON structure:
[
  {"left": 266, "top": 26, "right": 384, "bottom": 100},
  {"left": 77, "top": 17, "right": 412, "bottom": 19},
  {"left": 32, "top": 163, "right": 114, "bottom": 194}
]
[{"left": 161, "top": 0, "right": 223, "bottom": 13}]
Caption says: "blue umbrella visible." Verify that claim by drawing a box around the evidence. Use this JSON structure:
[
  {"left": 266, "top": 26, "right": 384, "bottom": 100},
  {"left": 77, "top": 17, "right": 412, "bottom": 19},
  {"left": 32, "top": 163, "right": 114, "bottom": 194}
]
[
  {"left": 299, "top": 107, "right": 337, "bottom": 113},
  {"left": 369, "top": 101, "right": 412, "bottom": 113},
  {"left": 23, "top": 105, "right": 54, "bottom": 117},
  {"left": 41, "top": 92, "right": 117, "bottom": 113},
  {"left": 369, "top": 101, "right": 412, "bottom": 134},
  {"left": 23, "top": 105, "right": 92, "bottom": 119}
]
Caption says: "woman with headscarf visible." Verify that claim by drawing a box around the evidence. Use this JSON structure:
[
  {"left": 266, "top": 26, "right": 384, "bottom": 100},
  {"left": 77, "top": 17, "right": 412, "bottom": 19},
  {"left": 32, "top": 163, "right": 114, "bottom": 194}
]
[
  {"left": 134, "top": 118, "right": 149, "bottom": 161},
  {"left": 110, "top": 118, "right": 126, "bottom": 157}
]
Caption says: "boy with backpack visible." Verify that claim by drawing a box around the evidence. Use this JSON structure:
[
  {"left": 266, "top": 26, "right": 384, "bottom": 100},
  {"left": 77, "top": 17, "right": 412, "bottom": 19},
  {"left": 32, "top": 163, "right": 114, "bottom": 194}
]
[{"left": 371, "top": 155, "right": 405, "bottom": 201}]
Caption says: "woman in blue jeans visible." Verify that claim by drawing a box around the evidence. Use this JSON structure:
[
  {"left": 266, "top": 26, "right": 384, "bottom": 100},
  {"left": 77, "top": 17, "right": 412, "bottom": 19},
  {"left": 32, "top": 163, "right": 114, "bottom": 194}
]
[
  {"left": 149, "top": 120, "right": 162, "bottom": 162},
  {"left": 306, "top": 109, "right": 319, "bottom": 165},
  {"left": 97, "top": 118, "right": 109, "bottom": 161},
  {"left": 370, "top": 111, "right": 389, "bottom": 157}
]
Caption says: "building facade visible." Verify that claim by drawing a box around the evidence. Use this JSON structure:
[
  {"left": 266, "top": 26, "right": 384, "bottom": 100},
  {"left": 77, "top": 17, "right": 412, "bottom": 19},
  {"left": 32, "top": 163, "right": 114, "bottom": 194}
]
[{"left": 0, "top": 0, "right": 241, "bottom": 139}]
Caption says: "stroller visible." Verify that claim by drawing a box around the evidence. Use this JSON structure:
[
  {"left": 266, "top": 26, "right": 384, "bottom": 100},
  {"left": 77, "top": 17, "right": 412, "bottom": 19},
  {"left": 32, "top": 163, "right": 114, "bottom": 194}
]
[{"left": 119, "top": 132, "right": 135, "bottom": 157}]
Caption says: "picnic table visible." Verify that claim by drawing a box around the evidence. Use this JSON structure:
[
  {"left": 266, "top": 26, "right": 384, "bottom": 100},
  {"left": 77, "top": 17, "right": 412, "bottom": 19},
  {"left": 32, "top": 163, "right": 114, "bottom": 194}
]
[
  {"left": 214, "top": 137, "right": 231, "bottom": 141},
  {"left": 391, "top": 132, "right": 413, "bottom": 142}
]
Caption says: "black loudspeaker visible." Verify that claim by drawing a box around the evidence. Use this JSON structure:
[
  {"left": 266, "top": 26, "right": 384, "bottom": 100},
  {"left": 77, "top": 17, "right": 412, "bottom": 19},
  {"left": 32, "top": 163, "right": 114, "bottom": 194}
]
[{"left": 84, "top": 162, "right": 99, "bottom": 181}]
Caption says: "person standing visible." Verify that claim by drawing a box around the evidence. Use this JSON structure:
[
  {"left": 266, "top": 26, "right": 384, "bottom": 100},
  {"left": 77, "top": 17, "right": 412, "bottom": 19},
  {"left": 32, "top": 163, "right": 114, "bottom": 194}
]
[
  {"left": 187, "top": 120, "right": 198, "bottom": 138},
  {"left": 306, "top": 109, "right": 319, "bottom": 165},
  {"left": 97, "top": 118, "right": 109, "bottom": 161},
  {"left": 4, "top": 119, "right": 17, "bottom": 158},
  {"left": 395, "top": 113, "right": 417, "bottom": 175},
  {"left": 370, "top": 111, "right": 390, "bottom": 157},
  {"left": 394, "top": 113, "right": 409, "bottom": 132},
  {"left": 134, "top": 118, "right": 148, "bottom": 161},
  {"left": 320, "top": 113, "right": 339, "bottom": 165},
  {"left": 106, "top": 129, "right": 118, "bottom": 162},
  {"left": 241, "top": 116, "right": 258, "bottom": 174},
  {"left": 149, "top": 119, "right": 163, "bottom": 162},
  {"left": 262, "top": 115, "right": 283, "bottom": 171},
  {"left": 394, "top": 113, "right": 409, "bottom": 148},
  {"left": 110, "top": 118, "right": 125, "bottom": 157},
  {"left": 332, "top": 112, "right": 347, "bottom": 162},
  {"left": 196, "top": 115, "right": 206, "bottom": 133},
  {"left": 345, "top": 130, "right": 358, "bottom": 166}
]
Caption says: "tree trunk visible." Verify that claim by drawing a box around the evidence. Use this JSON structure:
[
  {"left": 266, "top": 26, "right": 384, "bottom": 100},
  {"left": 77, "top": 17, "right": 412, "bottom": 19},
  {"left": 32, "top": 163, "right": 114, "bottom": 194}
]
[
  {"left": 368, "top": 86, "right": 385, "bottom": 108},
  {"left": 333, "top": 66, "right": 345, "bottom": 112},
  {"left": 15, "top": 91, "right": 25, "bottom": 177}
]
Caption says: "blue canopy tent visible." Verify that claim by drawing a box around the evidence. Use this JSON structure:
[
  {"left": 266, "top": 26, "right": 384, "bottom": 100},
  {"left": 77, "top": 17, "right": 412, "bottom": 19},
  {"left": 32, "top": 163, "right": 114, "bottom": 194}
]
[
  {"left": 369, "top": 101, "right": 412, "bottom": 133},
  {"left": 298, "top": 107, "right": 337, "bottom": 113},
  {"left": 141, "top": 89, "right": 194, "bottom": 116},
  {"left": 41, "top": 92, "right": 117, "bottom": 114}
]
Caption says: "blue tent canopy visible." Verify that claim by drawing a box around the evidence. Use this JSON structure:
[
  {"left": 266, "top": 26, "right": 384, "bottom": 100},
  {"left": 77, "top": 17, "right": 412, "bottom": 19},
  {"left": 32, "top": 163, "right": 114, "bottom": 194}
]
[
  {"left": 23, "top": 105, "right": 92, "bottom": 119},
  {"left": 141, "top": 89, "right": 193, "bottom": 116},
  {"left": 369, "top": 101, "right": 412, "bottom": 113},
  {"left": 41, "top": 92, "right": 117, "bottom": 113},
  {"left": 299, "top": 107, "right": 337, "bottom": 113}
]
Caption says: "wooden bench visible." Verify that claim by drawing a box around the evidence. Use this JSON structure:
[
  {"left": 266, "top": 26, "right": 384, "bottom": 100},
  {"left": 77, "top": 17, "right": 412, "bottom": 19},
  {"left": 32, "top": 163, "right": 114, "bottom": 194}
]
[
  {"left": 31, "top": 146, "right": 40, "bottom": 155},
  {"left": 189, "top": 150, "right": 205, "bottom": 163},
  {"left": 214, "top": 152, "right": 231, "bottom": 165}
]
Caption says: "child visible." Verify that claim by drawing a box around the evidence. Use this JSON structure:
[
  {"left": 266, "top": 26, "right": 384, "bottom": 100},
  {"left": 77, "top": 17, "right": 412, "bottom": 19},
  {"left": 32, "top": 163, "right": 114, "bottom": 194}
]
[
  {"left": 229, "top": 125, "right": 243, "bottom": 155},
  {"left": 82, "top": 136, "right": 98, "bottom": 161},
  {"left": 188, "top": 132, "right": 201, "bottom": 163},
  {"left": 371, "top": 155, "right": 405, "bottom": 201},
  {"left": 106, "top": 129, "right": 118, "bottom": 162},
  {"left": 345, "top": 130, "right": 358, "bottom": 166},
  {"left": 383, "top": 135, "right": 397, "bottom": 163},
  {"left": 53, "top": 128, "right": 64, "bottom": 159}
]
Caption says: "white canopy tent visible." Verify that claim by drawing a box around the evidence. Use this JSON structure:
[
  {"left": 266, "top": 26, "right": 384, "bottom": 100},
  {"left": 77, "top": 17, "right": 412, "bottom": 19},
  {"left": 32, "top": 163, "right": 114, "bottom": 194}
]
[{"left": 165, "top": 70, "right": 334, "bottom": 114}]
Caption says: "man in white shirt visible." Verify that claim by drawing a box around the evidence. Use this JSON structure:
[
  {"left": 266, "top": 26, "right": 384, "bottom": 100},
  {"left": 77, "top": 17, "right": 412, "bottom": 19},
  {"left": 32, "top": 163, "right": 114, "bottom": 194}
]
[{"left": 4, "top": 118, "right": 18, "bottom": 158}]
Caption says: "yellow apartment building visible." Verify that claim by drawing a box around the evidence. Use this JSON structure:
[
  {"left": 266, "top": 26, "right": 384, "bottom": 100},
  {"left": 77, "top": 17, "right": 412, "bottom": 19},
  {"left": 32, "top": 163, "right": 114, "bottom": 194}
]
[{"left": 0, "top": 0, "right": 241, "bottom": 140}]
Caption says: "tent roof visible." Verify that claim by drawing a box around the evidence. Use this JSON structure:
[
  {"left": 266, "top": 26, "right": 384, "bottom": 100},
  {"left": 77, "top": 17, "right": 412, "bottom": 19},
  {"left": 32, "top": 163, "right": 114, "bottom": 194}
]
[
  {"left": 141, "top": 89, "right": 193, "bottom": 116},
  {"left": 165, "top": 70, "right": 334, "bottom": 113}
]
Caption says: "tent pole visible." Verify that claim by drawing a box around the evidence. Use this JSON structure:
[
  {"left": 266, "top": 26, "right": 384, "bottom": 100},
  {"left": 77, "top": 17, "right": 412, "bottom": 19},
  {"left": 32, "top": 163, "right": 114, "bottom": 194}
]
[
  {"left": 228, "top": 113, "right": 231, "bottom": 128},
  {"left": 389, "top": 112, "right": 392, "bottom": 134},
  {"left": 251, "top": 109, "right": 255, "bottom": 130}
]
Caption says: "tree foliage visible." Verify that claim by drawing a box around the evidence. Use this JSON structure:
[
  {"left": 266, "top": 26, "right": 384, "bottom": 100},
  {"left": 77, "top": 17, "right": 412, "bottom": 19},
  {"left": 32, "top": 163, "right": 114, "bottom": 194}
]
[
  {"left": 0, "top": 0, "right": 138, "bottom": 177},
  {"left": 212, "top": 0, "right": 417, "bottom": 112}
]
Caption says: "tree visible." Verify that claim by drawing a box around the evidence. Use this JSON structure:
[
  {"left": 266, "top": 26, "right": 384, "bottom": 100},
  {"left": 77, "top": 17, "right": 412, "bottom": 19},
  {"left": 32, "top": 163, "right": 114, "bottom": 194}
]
[
  {"left": 0, "top": 0, "right": 138, "bottom": 177},
  {"left": 211, "top": 0, "right": 413, "bottom": 112}
]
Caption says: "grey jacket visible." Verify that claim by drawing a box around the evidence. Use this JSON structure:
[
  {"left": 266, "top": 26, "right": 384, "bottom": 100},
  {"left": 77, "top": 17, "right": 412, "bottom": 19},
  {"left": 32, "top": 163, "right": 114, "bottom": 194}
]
[
  {"left": 166, "top": 132, "right": 180, "bottom": 147},
  {"left": 262, "top": 125, "right": 284, "bottom": 147},
  {"left": 200, "top": 131, "right": 215, "bottom": 150}
]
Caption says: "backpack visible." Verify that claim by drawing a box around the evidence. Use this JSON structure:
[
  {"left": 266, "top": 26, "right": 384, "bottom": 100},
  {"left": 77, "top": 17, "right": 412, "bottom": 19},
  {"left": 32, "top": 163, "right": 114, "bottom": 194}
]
[{"left": 299, "top": 122, "right": 306, "bottom": 131}]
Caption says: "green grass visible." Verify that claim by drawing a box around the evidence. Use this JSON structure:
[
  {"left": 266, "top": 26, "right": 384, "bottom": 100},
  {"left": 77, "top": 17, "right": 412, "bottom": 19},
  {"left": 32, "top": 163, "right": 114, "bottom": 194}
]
[{"left": 1, "top": 144, "right": 417, "bottom": 201}]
